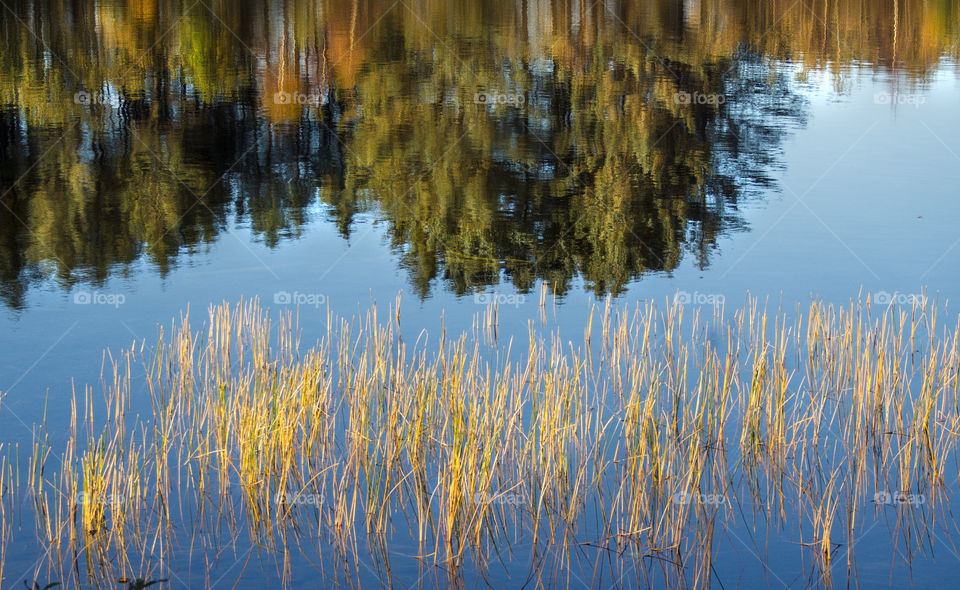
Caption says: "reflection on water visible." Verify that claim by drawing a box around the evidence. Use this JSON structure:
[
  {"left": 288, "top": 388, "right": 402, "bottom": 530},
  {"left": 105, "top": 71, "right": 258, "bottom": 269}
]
[
  {"left": 2, "top": 2, "right": 960, "bottom": 588},
  {"left": 2, "top": 0, "right": 956, "bottom": 308}
]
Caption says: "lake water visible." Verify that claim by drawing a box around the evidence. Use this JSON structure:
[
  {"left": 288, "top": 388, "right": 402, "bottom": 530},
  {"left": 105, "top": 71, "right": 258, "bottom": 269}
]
[{"left": 1, "top": 0, "right": 960, "bottom": 587}]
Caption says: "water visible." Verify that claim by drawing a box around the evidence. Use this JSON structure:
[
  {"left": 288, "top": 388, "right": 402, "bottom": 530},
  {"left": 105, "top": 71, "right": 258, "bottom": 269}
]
[{"left": 1, "top": 0, "right": 959, "bottom": 587}]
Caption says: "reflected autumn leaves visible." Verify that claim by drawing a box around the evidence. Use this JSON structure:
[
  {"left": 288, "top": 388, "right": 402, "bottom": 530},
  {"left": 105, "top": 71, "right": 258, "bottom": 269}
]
[{"left": 0, "top": 0, "right": 957, "bottom": 307}]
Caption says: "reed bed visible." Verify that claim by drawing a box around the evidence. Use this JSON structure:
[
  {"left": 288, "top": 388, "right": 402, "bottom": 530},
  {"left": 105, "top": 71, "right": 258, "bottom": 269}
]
[{"left": 6, "top": 294, "right": 960, "bottom": 588}]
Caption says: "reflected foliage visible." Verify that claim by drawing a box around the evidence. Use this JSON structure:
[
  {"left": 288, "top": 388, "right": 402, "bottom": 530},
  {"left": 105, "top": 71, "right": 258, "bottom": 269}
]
[{"left": 0, "top": 0, "right": 957, "bottom": 306}]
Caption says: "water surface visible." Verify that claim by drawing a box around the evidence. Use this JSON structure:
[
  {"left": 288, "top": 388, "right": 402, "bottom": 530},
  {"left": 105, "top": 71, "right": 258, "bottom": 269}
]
[{"left": 1, "top": 0, "right": 960, "bottom": 587}]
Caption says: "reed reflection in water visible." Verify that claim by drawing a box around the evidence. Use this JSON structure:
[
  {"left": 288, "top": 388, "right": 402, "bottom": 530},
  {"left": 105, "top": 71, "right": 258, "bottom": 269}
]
[{"left": 9, "top": 293, "right": 960, "bottom": 588}]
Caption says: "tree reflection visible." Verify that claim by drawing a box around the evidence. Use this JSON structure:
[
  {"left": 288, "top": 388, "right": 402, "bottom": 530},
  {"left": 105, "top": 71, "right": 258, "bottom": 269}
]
[{"left": 0, "top": 0, "right": 956, "bottom": 307}]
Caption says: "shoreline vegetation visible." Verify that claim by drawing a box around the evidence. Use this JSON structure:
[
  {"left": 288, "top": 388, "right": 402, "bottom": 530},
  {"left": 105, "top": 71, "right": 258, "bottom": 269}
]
[{"left": 4, "top": 292, "right": 960, "bottom": 587}]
